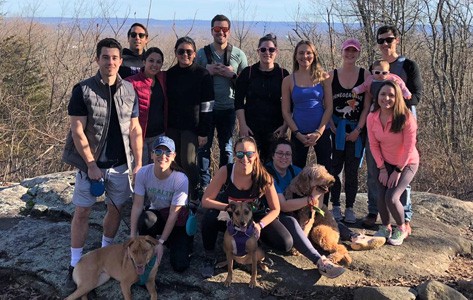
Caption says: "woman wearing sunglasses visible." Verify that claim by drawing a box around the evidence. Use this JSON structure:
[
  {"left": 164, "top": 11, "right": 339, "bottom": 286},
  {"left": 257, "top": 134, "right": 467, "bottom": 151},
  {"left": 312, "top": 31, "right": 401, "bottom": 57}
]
[
  {"left": 126, "top": 47, "right": 168, "bottom": 166},
  {"left": 281, "top": 40, "right": 333, "bottom": 203},
  {"left": 200, "top": 136, "right": 290, "bottom": 278},
  {"left": 130, "top": 136, "right": 193, "bottom": 272},
  {"left": 166, "top": 37, "right": 214, "bottom": 204},
  {"left": 235, "top": 34, "right": 289, "bottom": 163}
]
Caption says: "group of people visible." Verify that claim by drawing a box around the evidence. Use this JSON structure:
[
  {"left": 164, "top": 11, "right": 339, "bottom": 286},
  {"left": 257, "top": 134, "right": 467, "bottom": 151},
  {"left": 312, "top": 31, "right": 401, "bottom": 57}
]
[{"left": 63, "top": 14, "right": 422, "bottom": 287}]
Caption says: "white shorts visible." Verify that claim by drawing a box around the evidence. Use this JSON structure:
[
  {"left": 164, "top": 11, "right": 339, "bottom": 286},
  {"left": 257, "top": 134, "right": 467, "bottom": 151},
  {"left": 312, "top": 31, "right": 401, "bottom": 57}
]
[{"left": 72, "top": 164, "right": 131, "bottom": 208}]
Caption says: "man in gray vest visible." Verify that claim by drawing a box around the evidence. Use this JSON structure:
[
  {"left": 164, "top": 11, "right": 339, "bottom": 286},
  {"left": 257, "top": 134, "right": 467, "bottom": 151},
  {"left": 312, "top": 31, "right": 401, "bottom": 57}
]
[
  {"left": 62, "top": 38, "right": 142, "bottom": 283},
  {"left": 363, "top": 25, "right": 423, "bottom": 232}
]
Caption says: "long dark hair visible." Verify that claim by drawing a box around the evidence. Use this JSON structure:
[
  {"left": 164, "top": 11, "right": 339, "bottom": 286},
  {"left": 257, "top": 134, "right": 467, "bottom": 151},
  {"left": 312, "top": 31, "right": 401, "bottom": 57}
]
[
  {"left": 143, "top": 47, "right": 164, "bottom": 63},
  {"left": 372, "top": 80, "right": 410, "bottom": 133},
  {"left": 234, "top": 136, "right": 273, "bottom": 197}
]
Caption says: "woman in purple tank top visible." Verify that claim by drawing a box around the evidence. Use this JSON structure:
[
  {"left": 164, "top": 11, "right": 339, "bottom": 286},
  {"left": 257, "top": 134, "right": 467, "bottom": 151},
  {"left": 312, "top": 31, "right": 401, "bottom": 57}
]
[{"left": 281, "top": 40, "right": 333, "bottom": 204}]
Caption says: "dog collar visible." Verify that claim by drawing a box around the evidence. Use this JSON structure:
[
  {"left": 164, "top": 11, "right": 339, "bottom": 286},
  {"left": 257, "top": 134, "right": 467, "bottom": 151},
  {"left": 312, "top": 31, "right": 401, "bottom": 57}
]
[{"left": 136, "top": 255, "right": 157, "bottom": 286}]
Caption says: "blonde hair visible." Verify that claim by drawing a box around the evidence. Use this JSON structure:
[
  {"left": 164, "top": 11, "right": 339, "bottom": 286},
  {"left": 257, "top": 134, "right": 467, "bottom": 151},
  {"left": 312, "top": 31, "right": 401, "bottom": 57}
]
[
  {"left": 372, "top": 59, "right": 390, "bottom": 70},
  {"left": 292, "top": 40, "right": 328, "bottom": 84},
  {"left": 234, "top": 136, "right": 273, "bottom": 197}
]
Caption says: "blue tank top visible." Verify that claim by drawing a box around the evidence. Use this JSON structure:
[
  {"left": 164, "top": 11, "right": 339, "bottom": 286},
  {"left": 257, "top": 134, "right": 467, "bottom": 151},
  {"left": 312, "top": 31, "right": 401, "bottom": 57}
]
[{"left": 291, "top": 74, "right": 325, "bottom": 133}]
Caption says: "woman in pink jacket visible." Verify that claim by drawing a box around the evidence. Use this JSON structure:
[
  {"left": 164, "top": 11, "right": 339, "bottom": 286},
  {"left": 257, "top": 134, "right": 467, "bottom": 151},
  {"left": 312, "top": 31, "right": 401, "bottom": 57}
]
[
  {"left": 126, "top": 47, "right": 168, "bottom": 165},
  {"left": 367, "top": 80, "right": 419, "bottom": 246}
]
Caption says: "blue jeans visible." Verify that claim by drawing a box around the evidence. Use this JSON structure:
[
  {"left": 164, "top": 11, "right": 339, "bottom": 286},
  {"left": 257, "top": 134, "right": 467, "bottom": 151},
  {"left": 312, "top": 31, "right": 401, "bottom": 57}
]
[
  {"left": 198, "top": 109, "right": 235, "bottom": 188},
  {"left": 366, "top": 135, "right": 412, "bottom": 221}
]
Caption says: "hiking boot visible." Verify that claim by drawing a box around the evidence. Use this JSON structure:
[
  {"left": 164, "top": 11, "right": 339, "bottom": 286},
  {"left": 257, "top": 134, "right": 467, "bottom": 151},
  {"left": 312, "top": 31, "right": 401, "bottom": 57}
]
[
  {"left": 362, "top": 213, "right": 378, "bottom": 228},
  {"left": 64, "top": 265, "right": 76, "bottom": 294},
  {"left": 343, "top": 208, "right": 356, "bottom": 224},
  {"left": 388, "top": 225, "right": 409, "bottom": 246},
  {"left": 316, "top": 256, "right": 345, "bottom": 279},
  {"left": 350, "top": 233, "right": 386, "bottom": 250},
  {"left": 374, "top": 225, "right": 392, "bottom": 239},
  {"left": 200, "top": 257, "right": 217, "bottom": 279},
  {"left": 332, "top": 206, "right": 343, "bottom": 222}
]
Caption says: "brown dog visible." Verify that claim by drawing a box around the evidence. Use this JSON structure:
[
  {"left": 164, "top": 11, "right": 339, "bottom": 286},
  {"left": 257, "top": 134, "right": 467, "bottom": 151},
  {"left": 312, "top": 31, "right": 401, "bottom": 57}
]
[
  {"left": 221, "top": 202, "right": 268, "bottom": 288},
  {"left": 65, "top": 236, "right": 159, "bottom": 300},
  {"left": 285, "top": 164, "right": 352, "bottom": 266}
]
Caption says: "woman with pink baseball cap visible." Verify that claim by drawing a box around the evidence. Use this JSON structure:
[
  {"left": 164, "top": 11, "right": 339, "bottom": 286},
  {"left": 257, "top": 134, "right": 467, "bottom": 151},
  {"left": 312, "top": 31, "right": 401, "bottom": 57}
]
[{"left": 327, "top": 38, "right": 371, "bottom": 224}]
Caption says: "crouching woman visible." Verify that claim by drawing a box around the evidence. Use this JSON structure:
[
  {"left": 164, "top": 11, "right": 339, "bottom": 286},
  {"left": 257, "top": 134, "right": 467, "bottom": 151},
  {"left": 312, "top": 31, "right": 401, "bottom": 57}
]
[{"left": 130, "top": 136, "right": 193, "bottom": 272}]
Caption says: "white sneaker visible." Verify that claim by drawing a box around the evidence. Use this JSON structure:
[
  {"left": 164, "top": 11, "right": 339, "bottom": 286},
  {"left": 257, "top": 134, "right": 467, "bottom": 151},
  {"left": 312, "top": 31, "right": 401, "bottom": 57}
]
[
  {"left": 344, "top": 208, "right": 356, "bottom": 224},
  {"left": 316, "top": 256, "right": 345, "bottom": 278},
  {"left": 332, "top": 206, "right": 343, "bottom": 221}
]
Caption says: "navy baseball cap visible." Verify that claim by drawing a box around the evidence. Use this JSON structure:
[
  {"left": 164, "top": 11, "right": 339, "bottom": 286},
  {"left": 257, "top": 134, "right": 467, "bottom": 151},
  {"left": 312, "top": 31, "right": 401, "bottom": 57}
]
[{"left": 153, "top": 136, "right": 175, "bottom": 152}]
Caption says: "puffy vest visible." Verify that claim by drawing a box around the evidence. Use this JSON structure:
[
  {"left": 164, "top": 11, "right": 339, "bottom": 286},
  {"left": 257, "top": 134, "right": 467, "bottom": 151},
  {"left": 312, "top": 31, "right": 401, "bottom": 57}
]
[
  {"left": 125, "top": 70, "right": 168, "bottom": 137},
  {"left": 62, "top": 72, "right": 137, "bottom": 173}
]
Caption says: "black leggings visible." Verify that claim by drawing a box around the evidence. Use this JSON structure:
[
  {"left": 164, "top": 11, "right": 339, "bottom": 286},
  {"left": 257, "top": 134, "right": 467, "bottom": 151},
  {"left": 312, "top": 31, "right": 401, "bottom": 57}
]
[
  {"left": 201, "top": 208, "right": 293, "bottom": 253},
  {"left": 138, "top": 209, "right": 193, "bottom": 272}
]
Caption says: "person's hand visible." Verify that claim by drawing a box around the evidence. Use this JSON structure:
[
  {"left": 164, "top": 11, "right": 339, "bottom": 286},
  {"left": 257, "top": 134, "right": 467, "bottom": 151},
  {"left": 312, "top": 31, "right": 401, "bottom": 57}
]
[
  {"left": 296, "top": 133, "right": 310, "bottom": 146},
  {"left": 87, "top": 163, "right": 102, "bottom": 181},
  {"left": 239, "top": 124, "right": 253, "bottom": 137},
  {"left": 387, "top": 171, "right": 401, "bottom": 188},
  {"left": 346, "top": 130, "right": 360, "bottom": 142},
  {"left": 306, "top": 131, "right": 322, "bottom": 146},
  {"left": 155, "top": 243, "right": 164, "bottom": 265},
  {"left": 205, "top": 64, "right": 219, "bottom": 76},
  {"left": 253, "top": 222, "right": 262, "bottom": 239},
  {"left": 198, "top": 136, "right": 208, "bottom": 147},
  {"left": 378, "top": 168, "right": 388, "bottom": 186},
  {"left": 307, "top": 192, "right": 321, "bottom": 207},
  {"left": 273, "top": 125, "right": 288, "bottom": 138}
]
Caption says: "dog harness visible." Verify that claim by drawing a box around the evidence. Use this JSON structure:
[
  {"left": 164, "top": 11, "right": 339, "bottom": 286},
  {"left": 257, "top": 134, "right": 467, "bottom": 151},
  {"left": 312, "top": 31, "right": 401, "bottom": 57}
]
[
  {"left": 227, "top": 221, "right": 256, "bottom": 256},
  {"left": 137, "top": 255, "right": 157, "bottom": 286}
]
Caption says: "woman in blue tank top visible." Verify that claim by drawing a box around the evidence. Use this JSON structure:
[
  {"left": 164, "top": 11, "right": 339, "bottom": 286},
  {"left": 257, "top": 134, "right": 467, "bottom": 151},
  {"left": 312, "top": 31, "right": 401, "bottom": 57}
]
[{"left": 281, "top": 40, "right": 333, "bottom": 194}]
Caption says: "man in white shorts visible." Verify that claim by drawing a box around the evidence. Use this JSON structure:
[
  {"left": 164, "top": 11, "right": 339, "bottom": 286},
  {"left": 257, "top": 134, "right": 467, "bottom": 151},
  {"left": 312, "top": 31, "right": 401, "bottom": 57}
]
[{"left": 62, "top": 38, "right": 142, "bottom": 284}]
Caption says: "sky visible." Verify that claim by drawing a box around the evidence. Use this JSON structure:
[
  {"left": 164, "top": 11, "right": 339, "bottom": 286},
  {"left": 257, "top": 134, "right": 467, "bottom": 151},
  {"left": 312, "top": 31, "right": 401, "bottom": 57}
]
[{"left": 4, "top": 0, "right": 310, "bottom": 22}]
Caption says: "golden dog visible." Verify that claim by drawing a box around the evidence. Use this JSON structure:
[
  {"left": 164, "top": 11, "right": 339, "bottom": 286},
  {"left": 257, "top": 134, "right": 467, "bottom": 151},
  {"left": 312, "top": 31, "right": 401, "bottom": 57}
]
[
  {"left": 65, "top": 236, "right": 159, "bottom": 300},
  {"left": 285, "top": 164, "right": 352, "bottom": 265},
  {"left": 221, "top": 202, "right": 268, "bottom": 288}
]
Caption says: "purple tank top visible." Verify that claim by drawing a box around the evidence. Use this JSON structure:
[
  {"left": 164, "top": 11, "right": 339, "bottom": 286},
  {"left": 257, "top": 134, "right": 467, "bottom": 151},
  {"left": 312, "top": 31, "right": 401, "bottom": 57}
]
[{"left": 291, "top": 74, "right": 325, "bottom": 133}]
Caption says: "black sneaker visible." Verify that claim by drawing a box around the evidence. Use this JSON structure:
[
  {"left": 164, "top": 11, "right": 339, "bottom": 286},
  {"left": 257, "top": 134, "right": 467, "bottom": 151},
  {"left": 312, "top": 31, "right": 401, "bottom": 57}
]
[
  {"left": 64, "top": 266, "right": 76, "bottom": 293},
  {"left": 200, "top": 257, "right": 216, "bottom": 279}
]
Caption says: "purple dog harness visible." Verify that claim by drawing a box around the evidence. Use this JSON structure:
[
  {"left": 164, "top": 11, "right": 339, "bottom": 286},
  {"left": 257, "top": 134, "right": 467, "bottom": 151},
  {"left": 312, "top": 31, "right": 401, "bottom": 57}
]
[{"left": 227, "top": 221, "right": 256, "bottom": 256}]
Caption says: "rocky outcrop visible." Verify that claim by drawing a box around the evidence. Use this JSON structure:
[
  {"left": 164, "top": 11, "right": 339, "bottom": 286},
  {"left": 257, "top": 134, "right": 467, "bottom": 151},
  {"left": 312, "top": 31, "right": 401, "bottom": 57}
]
[{"left": 0, "top": 172, "right": 472, "bottom": 299}]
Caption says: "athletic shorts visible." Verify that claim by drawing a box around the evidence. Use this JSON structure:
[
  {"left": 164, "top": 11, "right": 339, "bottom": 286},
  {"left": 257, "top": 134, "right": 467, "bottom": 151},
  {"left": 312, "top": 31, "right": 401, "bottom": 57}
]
[{"left": 71, "top": 164, "right": 131, "bottom": 208}]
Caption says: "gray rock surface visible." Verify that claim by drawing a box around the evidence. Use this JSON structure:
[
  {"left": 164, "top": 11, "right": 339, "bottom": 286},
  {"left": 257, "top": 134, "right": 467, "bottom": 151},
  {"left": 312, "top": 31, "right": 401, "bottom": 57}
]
[
  {"left": 417, "top": 280, "right": 468, "bottom": 300},
  {"left": 353, "top": 286, "right": 417, "bottom": 300},
  {"left": 0, "top": 172, "right": 472, "bottom": 299}
]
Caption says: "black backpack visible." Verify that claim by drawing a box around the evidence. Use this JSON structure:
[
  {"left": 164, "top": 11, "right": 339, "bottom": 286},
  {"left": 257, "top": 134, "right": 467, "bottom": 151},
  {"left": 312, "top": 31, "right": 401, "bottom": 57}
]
[{"left": 203, "top": 43, "right": 233, "bottom": 66}]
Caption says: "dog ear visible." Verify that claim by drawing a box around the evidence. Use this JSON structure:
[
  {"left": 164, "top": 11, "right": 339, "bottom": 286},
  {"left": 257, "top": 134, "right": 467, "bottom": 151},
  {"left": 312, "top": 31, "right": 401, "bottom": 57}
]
[
  {"left": 125, "top": 237, "right": 136, "bottom": 249},
  {"left": 226, "top": 202, "right": 236, "bottom": 212}
]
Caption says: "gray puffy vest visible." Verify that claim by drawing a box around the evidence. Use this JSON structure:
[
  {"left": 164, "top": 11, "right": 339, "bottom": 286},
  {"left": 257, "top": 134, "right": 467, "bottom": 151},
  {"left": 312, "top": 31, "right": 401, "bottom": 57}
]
[{"left": 62, "top": 72, "right": 136, "bottom": 173}]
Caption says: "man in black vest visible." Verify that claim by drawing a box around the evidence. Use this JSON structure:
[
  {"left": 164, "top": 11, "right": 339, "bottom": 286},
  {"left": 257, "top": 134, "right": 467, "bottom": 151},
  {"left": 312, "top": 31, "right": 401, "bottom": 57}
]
[{"left": 63, "top": 38, "right": 142, "bottom": 286}]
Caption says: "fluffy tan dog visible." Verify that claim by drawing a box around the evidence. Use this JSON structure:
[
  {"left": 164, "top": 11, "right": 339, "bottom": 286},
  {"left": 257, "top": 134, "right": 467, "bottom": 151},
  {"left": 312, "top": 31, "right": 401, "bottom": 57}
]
[
  {"left": 285, "top": 164, "right": 352, "bottom": 265},
  {"left": 65, "top": 236, "right": 159, "bottom": 300}
]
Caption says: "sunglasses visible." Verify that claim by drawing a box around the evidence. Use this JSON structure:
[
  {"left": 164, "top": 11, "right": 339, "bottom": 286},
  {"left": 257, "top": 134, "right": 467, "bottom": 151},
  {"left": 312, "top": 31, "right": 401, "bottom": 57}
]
[
  {"left": 258, "top": 47, "right": 276, "bottom": 53},
  {"left": 373, "top": 70, "right": 390, "bottom": 75},
  {"left": 212, "top": 26, "right": 229, "bottom": 33},
  {"left": 130, "top": 32, "right": 147, "bottom": 39},
  {"left": 235, "top": 151, "right": 256, "bottom": 159},
  {"left": 153, "top": 149, "right": 173, "bottom": 157},
  {"left": 176, "top": 49, "right": 194, "bottom": 56},
  {"left": 377, "top": 37, "right": 396, "bottom": 44},
  {"left": 275, "top": 151, "right": 292, "bottom": 158}
]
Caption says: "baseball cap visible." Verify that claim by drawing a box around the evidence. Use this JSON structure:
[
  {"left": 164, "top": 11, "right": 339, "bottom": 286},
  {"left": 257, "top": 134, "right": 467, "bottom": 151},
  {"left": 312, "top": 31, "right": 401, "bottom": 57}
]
[
  {"left": 341, "top": 38, "right": 361, "bottom": 51},
  {"left": 153, "top": 136, "right": 175, "bottom": 152}
]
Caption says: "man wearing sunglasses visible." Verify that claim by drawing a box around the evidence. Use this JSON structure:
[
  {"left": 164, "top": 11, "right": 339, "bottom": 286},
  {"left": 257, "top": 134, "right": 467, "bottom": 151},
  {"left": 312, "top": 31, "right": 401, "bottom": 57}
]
[
  {"left": 63, "top": 38, "right": 142, "bottom": 289},
  {"left": 119, "top": 23, "right": 149, "bottom": 78},
  {"left": 363, "top": 25, "right": 423, "bottom": 233},
  {"left": 196, "top": 14, "right": 248, "bottom": 200}
]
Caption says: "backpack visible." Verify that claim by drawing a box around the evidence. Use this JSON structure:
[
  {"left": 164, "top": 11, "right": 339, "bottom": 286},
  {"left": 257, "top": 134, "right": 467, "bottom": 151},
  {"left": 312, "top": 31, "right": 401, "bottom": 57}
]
[{"left": 203, "top": 43, "right": 233, "bottom": 66}]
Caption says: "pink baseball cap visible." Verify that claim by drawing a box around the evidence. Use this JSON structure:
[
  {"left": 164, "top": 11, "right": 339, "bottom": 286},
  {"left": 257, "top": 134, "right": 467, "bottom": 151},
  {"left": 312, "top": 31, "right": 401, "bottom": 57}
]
[{"left": 341, "top": 38, "right": 361, "bottom": 51}]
